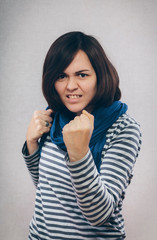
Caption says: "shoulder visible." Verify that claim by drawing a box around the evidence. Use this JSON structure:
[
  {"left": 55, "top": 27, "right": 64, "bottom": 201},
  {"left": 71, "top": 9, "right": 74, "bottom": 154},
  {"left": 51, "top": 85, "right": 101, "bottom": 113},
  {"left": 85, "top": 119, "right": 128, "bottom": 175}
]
[
  {"left": 107, "top": 113, "right": 141, "bottom": 134},
  {"left": 105, "top": 113, "right": 142, "bottom": 147}
]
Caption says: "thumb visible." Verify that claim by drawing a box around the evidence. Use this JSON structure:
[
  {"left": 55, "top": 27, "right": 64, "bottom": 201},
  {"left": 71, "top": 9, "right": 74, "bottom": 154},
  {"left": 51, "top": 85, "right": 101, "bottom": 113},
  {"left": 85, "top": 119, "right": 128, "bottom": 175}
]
[{"left": 82, "top": 110, "right": 94, "bottom": 128}]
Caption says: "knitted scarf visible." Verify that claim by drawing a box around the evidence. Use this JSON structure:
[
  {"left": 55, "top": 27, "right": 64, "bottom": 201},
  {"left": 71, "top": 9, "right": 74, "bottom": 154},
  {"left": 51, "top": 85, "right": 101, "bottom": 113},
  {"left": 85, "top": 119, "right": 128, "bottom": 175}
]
[{"left": 49, "top": 101, "right": 128, "bottom": 172}]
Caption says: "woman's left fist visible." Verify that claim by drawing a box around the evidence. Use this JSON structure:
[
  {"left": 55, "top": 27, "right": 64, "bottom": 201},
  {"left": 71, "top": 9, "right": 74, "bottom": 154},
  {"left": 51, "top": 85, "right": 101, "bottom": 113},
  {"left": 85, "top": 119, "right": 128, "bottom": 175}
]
[{"left": 62, "top": 110, "right": 94, "bottom": 162}]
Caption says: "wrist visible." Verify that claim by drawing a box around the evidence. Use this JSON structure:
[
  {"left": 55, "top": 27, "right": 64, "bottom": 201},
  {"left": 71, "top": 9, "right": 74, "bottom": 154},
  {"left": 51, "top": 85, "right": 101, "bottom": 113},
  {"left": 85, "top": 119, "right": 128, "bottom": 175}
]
[
  {"left": 26, "top": 138, "right": 38, "bottom": 145},
  {"left": 26, "top": 139, "right": 39, "bottom": 155},
  {"left": 68, "top": 148, "right": 89, "bottom": 162}
]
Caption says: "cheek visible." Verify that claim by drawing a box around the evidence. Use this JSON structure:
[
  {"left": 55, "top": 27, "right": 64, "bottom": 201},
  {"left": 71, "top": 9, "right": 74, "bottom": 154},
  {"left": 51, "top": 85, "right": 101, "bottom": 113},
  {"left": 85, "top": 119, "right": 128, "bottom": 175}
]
[
  {"left": 90, "top": 79, "right": 97, "bottom": 94},
  {"left": 54, "top": 82, "right": 62, "bottom": 96}
]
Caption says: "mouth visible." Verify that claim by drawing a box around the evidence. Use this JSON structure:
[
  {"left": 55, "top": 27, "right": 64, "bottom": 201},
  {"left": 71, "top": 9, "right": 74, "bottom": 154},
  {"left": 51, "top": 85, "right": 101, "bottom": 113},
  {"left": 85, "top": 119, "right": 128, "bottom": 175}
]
[{"left": 66, "top": 94, "right": 82, "bottom": 99}]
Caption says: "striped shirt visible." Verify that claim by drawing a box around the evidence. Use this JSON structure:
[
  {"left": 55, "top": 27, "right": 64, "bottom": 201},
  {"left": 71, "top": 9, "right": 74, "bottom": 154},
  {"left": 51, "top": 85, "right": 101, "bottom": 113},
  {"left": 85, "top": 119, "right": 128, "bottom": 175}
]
[{"left": 22, "top": 114, "right": 141, "bottom": 240}]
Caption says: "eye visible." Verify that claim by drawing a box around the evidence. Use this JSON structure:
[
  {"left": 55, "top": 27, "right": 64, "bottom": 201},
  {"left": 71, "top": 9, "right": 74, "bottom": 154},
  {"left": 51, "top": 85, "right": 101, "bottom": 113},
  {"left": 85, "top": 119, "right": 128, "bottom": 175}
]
[
  {"left": 78, "top": 73, "right": 88, "bottom": 78},
  {"left": 57, "top": 73, "right": 67, "bottom": 80}
]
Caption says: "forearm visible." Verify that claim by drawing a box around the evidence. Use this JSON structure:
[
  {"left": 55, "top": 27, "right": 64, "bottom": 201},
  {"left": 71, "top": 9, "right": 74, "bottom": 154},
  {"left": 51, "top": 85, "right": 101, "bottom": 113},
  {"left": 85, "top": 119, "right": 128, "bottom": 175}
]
[
  {"left": 66, "top": 150, "right": 114, "bottom": 226},
  {"left": 26, "top": 139, "right": 39, "bottom": 155},
  {"left": 22, "top": 141, "right": 40, "bottom": 187}
]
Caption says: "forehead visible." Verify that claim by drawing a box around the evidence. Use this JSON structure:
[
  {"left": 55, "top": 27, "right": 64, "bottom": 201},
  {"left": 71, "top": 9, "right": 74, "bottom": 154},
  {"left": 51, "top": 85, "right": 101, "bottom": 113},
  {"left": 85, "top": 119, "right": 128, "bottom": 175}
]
[{"left": 64, "top": 50, "right": 94, "bottom": 73}]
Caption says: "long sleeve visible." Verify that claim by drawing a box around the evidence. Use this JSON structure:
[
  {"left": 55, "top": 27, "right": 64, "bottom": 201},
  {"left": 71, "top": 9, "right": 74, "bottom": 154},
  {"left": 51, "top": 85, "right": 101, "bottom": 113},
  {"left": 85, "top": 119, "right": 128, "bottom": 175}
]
[
  {"left": 66, "top": 120, "right": 141, "bottom": 226},
  {"left": 22, "top": 142, "right": 40, "bottom": 187}
]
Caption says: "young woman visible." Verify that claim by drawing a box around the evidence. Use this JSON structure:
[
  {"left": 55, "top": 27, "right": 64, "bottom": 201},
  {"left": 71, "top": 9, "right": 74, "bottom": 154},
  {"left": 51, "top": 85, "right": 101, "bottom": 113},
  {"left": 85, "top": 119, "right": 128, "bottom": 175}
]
[{"left": 22, "top": 31, "right": 141, "bottom": 239}]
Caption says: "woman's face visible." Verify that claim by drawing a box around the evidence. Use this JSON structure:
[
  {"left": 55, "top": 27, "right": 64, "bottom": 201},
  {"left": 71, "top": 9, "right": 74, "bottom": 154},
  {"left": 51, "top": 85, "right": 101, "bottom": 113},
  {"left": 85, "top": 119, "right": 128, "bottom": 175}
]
[{"left": 55, "top": 50, "right": 97, "bottom": 115}]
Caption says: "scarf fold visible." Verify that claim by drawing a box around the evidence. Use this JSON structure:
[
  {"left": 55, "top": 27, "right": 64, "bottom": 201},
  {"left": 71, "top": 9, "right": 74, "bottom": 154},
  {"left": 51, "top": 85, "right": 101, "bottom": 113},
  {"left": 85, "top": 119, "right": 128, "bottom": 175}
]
[{"left": 50, "top": 101, "right": 128, "bottom": 172}]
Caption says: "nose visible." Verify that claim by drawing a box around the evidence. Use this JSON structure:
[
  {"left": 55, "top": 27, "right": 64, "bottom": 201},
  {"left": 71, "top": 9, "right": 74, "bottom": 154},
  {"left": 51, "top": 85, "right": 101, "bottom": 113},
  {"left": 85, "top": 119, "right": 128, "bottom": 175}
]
[{"left": 66, "top": 77, "right": 78, "bottom": 91}]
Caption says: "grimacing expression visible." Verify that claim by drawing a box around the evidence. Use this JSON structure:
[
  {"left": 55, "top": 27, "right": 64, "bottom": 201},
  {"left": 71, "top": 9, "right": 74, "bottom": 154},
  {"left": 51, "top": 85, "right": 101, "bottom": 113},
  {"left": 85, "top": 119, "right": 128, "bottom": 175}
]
[{"left": 54, "top": 50, "right": 97, "bottom": 115}]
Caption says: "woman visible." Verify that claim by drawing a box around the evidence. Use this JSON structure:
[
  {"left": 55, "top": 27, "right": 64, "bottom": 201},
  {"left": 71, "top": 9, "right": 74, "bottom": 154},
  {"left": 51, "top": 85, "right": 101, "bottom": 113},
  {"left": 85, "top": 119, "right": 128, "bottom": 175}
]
[{"left": 22, "top": 31, "right": 141, "bottom": 239}]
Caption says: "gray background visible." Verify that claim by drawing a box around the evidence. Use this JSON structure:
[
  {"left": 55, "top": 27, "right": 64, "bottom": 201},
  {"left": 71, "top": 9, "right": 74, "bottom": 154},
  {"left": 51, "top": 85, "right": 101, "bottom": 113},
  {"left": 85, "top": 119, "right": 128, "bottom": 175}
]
[{"left": 0, "top": 0, "right": 157, "bottom": 239}]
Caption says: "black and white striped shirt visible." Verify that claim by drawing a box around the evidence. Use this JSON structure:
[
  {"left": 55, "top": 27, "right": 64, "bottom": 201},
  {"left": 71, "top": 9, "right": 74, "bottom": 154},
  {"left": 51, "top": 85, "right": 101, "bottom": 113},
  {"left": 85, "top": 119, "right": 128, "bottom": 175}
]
[{"left": 22, "top": 114, "right": 141, "bottom": 240}]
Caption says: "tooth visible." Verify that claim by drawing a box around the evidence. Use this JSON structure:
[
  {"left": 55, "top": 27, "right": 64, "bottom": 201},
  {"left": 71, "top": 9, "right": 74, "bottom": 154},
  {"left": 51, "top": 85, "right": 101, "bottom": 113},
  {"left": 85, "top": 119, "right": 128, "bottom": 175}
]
[{"left": 68, "top": 95, "right": 81, "bottom": 98}]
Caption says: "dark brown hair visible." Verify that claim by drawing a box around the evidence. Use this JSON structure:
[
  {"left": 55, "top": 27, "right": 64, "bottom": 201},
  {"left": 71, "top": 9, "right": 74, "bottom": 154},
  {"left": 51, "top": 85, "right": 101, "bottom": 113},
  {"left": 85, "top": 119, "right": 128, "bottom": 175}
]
[{"left": 42, "top": 31, "right": 121, "bottom": 112}]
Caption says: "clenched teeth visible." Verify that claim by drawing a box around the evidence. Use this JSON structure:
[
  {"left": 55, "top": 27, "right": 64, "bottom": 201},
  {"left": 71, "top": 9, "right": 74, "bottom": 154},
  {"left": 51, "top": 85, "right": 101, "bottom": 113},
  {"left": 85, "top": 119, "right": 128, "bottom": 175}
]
[{"left": 67, "top": 95, "right": 82, "bottom": 99}]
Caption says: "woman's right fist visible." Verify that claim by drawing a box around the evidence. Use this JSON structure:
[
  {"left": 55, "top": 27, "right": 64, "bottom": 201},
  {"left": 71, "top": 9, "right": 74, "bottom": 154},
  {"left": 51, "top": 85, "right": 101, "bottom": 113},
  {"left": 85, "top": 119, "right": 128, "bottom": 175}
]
[{"left": 26, "top": 109, "right": 53, "bottom": 154}]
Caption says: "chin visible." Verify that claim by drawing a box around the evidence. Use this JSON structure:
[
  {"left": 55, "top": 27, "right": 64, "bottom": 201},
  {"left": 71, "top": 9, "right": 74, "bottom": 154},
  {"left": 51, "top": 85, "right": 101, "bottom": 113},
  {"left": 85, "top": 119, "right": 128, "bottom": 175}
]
[
  {"left": 66, "top": 104, "right": 92, "bottom": 115},
  {"left": 71, "top": 110, "right": 83, "bottom": 115},
  {"left": 67, "top": 107, "right": 84, "bottom": 115}
]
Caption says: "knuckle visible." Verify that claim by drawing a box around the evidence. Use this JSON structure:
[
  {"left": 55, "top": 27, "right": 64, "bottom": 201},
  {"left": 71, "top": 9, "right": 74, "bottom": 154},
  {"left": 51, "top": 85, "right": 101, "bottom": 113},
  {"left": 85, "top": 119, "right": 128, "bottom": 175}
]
[
  {"left": 80, "top": 114, "right": 87, "bottom": 120},
  {"left": 90, "top": 114, "right": 94, "bottom": 119},
  {"left": 35, "top": 118, "right": 40, "bottom": 125},
  {"left": 74, "top": 116, "right": 80, "bottom": 121},
  {"left": 33, "top": 113, "right": 39, "bottom": 120},
  {"left": 40, "top": 130, "right": 43, "bottom": 135},
  {"left": 80, "top": 113, "right": 84, "bottom": 118},
  {"left": 33, "top": 110, "right": 39, "bottom": 116},
  {"left": 49, "top": 117, "right": 53, "bottom": 122},
  {"left": 45, "top": 128, "right": 49, "bottom": 133},
  {"left": 62, "top": 126, "right": 66, "bottom": 132},
  {"left": 63, "top": 126, "right": 68, "bottom": 132},
  {"left": 37, "top": 125, "right": 42, "bottom": 131}
]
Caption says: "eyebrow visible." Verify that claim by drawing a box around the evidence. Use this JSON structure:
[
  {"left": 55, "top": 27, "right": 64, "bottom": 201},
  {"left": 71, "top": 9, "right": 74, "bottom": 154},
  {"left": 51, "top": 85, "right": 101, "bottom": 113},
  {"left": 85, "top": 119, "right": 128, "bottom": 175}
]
[
  {"left": 62, "top": 69, "right": 91, "bottom": 75},
  {"left": 75, "top": 69, "right": 90, "bottom": 74}
]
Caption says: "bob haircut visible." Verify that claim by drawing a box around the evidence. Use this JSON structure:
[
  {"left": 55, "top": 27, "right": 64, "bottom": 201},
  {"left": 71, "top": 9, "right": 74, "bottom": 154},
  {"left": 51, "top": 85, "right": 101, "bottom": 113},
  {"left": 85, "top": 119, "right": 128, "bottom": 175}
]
[{"left": 42, "top": 31, "right": 121, "bottom": 112}]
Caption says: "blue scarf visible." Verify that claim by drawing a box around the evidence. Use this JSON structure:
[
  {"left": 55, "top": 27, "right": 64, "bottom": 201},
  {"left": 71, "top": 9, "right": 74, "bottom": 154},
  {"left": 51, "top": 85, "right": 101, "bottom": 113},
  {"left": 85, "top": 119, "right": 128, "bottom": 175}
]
[{"left": 50, "top": 101, "right": 128, "bottom": 172}]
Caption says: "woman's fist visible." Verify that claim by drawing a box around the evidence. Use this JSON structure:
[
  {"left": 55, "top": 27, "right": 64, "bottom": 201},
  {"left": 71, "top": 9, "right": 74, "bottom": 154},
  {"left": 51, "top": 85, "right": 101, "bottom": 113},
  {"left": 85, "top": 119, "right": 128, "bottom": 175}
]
[
  {"left": 62, "top": 110, "right": 94, "bottom": 162},
  {"left": 26, "top": 109, "right": 53, "bottom": 154}
]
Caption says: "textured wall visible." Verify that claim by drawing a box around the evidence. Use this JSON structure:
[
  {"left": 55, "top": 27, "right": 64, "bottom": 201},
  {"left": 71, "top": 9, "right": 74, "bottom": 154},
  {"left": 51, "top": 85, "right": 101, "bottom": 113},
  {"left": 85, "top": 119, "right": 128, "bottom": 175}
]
[{"left": 0, "top": 0, "right": 156, "bottom": 239}]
